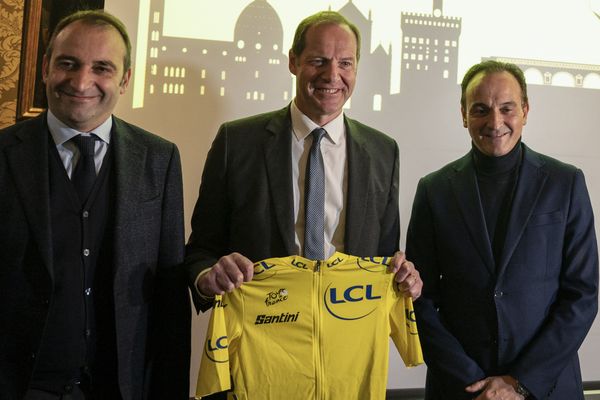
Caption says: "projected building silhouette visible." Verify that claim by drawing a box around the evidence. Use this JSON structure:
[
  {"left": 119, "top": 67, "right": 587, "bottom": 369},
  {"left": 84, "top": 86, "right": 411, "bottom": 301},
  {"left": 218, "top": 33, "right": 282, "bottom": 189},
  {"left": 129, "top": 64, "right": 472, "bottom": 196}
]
[
  {"left": 141, "top": 0, "right": 466, "bottom": 118},
  {"left": 486, "top": 57, "right": 600, "bottom": 88},
  {"left": 138, "top": 0, "right": 600, "bottom": 129},
  {"left": 143, "top": 0, "right": 292, "bottom": 117}
]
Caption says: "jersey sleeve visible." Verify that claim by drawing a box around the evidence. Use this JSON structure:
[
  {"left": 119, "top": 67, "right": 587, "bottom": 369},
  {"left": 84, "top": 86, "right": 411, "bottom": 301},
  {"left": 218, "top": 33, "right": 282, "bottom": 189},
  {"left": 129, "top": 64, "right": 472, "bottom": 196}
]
[
  {"left": 196, "top": 295, "right": 232, "bottom": 397},
  {"left": 389, "top": 289, "right": 424, "bottom": 367}
]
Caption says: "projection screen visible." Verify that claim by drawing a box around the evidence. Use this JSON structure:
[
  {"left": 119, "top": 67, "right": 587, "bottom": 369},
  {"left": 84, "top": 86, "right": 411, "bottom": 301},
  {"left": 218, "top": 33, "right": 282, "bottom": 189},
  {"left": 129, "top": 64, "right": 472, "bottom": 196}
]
[{"left": 104, "top": 0, "right": 600, "bottom": 392}]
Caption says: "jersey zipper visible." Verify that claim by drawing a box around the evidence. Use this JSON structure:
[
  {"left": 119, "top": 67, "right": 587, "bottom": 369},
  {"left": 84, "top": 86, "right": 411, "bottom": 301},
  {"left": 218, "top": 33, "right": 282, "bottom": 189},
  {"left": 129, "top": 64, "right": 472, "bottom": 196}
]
[{"left": 313, "top": 260, "right": 324, "bottom": 399}]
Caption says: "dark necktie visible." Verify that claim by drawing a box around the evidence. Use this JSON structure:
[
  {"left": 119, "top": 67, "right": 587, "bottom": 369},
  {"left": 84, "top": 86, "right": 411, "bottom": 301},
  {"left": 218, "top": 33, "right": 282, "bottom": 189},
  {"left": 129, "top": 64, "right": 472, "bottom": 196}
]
[
  {"left": 304, "top": 128, "right": 326, "bottom": 260},
  {"left": 71, "top": 134, "right": 97, "bottom": 203}
]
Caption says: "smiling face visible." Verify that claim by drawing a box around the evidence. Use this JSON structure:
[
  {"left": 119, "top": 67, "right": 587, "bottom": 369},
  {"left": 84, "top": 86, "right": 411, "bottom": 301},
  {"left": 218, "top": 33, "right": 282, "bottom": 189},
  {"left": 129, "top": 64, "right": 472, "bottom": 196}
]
[
  {"left": 289, "top": 22, "right": 357, "bottom": 126},
  {"left": 42, "top": 21, "right": 131, "bottom": 132},
  {"left": 461, "top": 71, "right": 529, "bottom": 157}
]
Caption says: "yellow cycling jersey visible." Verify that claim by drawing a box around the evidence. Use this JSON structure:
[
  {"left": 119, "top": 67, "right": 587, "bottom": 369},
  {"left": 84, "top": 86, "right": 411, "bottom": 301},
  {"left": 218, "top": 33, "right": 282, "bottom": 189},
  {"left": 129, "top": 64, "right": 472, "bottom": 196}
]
[{"left": 196, "top": 252, "right": 423, "bottom": 400}]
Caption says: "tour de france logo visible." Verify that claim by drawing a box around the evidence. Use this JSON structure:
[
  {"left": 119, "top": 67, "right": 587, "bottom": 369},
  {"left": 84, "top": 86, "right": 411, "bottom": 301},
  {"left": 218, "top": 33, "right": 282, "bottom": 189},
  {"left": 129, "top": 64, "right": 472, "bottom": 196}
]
[
  {"left": 324, "top": 282, "right": 382, "bottom": 320},
  {"left": 265, "top": 288, "right": 288, "bottom": 306}
]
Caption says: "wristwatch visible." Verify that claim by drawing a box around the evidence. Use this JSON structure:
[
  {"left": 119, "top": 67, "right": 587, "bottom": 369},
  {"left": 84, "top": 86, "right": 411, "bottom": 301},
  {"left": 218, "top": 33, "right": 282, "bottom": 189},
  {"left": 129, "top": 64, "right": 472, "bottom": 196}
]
[{"left": 515, "top": 380, "right": 530, "bottom": 398}]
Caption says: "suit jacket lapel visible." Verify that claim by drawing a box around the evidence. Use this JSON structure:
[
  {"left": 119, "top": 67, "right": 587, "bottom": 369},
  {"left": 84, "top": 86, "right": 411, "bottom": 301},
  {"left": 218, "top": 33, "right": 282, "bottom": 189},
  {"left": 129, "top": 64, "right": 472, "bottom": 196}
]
[
  {"left": 5, "top": 115, "right": 53, "bottom": 278},
  {"left": 111, "top": 117, "right": 147, "bottom": 271},
  {"left": 450, "top": 153, "right": 495, "bottom": 275},
  {"left": 497, "top": 145, "right": 548, "bottom": 277},
  {"left": 263, "top": 107, "right": 296, "bottom": 254},
  {"left": 344, "top": 118, "right": 371, "bottom": 252}
]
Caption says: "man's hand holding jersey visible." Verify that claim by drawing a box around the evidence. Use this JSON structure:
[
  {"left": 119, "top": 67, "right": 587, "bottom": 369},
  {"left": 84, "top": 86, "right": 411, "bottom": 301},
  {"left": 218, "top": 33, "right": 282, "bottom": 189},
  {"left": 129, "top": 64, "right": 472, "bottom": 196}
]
[
  {"left": 197, "top": 250, "right": 422, "bottom": 300},
  {"left": 196, "top": 252, "right": 254, "bottom": 296},
  {"left": 388, "top": 250, "right": 422, "bottom": 300}
]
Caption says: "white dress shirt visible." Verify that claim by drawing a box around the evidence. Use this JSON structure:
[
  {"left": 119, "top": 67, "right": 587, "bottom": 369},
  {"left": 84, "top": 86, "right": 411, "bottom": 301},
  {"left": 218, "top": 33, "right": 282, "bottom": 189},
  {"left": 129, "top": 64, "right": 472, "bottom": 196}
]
[
  {"left": 46, "top": 110, "right": 112, "bottom": 178},
  {"left": 290, "top": 101, "right": 348, "bottom": 259}
]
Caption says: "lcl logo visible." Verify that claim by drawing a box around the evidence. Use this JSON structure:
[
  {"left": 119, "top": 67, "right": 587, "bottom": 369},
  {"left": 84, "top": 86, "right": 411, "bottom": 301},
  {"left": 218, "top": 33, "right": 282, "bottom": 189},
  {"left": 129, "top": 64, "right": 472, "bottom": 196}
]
[
  {"left": 324, "top": 283, "right": 381, "bottom": 320},
  {"left": 205, "top": 335, "right": 228, "bottom": 363},
  {"left": 253, "top": 261, "right": 276, "bottom": 280},
  {"left": 208, "top": 336, "right": 228, "bottom": 351},
  {"left": 329, "top": 285, "right": 382, "bottom": 303},
  {"left": 356, "top": 257, "right": 389, "bottom": 272}
]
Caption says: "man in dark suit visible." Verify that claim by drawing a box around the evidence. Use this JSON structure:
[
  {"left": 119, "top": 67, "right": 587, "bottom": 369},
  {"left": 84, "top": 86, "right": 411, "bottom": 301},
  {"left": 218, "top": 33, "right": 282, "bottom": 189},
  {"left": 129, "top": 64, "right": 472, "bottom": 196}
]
[
  {"left": 185, "top": 11, "right": 422, "bottom": 309},
  {"left": 0, "top": 10, "right": 190, "bottom": 400},
  {"left": 407, "top": 60, "right": 598, "bottom": 399}
]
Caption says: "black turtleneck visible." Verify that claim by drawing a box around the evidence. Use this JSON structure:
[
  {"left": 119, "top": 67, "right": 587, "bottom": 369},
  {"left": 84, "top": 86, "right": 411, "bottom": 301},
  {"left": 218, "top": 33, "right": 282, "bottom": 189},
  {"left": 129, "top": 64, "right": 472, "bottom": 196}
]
[{"left": 472, "top": 141, "right": 522, "bottom": 267}]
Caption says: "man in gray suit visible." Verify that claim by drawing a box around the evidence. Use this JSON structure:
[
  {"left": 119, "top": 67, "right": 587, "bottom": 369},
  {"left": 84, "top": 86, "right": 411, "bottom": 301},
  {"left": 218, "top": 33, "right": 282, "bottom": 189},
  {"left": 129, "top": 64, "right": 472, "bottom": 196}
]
[
  {"left": 0, "top": 10, "right": 190, "bottom": 400},
  {"left": 186, "top": 11, "right": 421, "bottom": 310}
]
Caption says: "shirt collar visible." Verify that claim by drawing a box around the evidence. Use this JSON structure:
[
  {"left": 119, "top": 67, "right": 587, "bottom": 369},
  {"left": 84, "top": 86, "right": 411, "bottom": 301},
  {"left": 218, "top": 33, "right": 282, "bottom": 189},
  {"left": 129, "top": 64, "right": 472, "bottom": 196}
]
[
  {"left": 290, "top": 100, "right": 345, "bottom": 144},
  {"left": 46, "top": 110, "right": 113, "bottom": 146}
]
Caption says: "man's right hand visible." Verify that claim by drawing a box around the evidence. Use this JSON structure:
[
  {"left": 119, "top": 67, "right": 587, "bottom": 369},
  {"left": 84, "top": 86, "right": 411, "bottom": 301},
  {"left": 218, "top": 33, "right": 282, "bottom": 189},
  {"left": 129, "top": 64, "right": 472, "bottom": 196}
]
[{"left": 196, "top": 252, "right": 254, "bottom": 296}]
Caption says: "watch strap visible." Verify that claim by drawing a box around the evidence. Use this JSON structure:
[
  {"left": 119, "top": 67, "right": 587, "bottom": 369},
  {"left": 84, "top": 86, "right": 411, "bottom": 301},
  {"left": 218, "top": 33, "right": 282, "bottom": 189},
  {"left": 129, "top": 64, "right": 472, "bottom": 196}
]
[{"left": 515, "top": 381, "right": 530, "bottom": 398}]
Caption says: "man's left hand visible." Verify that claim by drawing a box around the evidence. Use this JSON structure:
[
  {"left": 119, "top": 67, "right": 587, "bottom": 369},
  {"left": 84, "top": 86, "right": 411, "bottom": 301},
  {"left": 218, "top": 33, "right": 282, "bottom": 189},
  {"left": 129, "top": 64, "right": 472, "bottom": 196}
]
[
  {"left": 388, "top": 250, "right": 422, "bottom": 300},
  {"left": 465, "top": 376, "right": 524, "bottom": 400}
]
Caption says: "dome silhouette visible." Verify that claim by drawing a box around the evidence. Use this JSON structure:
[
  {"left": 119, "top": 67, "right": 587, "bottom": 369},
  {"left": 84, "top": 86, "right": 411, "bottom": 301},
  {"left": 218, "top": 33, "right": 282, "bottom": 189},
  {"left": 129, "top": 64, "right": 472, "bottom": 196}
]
[{"left": 234, "top": 0, "right": 284, "bottom": 53}]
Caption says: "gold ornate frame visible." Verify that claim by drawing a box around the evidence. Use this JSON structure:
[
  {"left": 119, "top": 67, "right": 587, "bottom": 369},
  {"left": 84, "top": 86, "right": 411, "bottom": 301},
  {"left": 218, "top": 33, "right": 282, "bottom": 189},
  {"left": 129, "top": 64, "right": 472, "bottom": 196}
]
[
  {"left": 16, "top": 0, "right": 105, "bottom": 121},
  {"left": 16, "top": 0, "right": 47, "bottom": 120}
]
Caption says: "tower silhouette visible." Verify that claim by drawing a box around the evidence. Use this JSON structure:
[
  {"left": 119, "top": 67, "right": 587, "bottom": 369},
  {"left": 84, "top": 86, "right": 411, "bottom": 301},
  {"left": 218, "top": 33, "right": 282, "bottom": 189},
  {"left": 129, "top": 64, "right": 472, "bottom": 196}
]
[{"left": 400, "top": 0, "right": 461, "bottom": 95}]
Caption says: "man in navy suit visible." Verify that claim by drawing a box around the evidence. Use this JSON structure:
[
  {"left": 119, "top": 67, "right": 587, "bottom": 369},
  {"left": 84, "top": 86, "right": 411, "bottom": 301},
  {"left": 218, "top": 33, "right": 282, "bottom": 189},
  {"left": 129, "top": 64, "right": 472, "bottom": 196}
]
[
  {"left": 186, "top": 11, "right": 422, "bottom": 309},
  {"left": 407, "top": 60, "right": 598, "bottom": 399},
  {"left": 0, "top": 10, "right": 190, "bottom": 400}
]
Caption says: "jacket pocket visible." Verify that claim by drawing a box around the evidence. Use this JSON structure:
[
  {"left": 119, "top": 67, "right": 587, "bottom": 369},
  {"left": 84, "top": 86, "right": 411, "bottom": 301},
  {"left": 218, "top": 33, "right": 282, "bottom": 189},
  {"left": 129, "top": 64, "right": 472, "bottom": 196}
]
[{"left": 528, "top": 210, "right": 563, "bottom": 227}]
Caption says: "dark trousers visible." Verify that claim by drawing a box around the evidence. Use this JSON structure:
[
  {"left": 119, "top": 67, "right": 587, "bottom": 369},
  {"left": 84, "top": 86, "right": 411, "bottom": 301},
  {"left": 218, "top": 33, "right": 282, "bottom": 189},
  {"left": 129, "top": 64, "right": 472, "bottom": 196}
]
[
  {"left": 24, "top": 386, "right": 85, "bottom": 400},
  {"left": 24, "top": 380, "right": 121, "bottom": 400}
]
